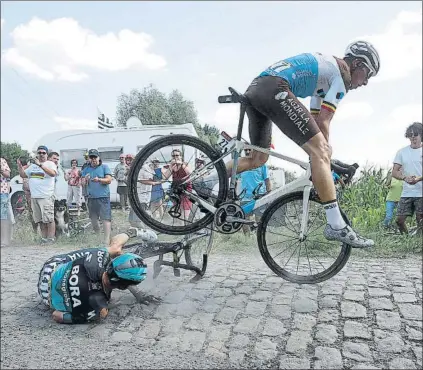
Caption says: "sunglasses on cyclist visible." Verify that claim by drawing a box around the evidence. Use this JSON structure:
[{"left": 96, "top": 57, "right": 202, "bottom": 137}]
[{"left": 360, "top": 61, "right": 374, "bottom": 79}]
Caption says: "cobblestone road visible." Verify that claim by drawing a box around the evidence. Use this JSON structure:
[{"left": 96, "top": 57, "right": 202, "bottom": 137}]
[{"left": 1, "top": 244, "right": 422, "bottom": 369}]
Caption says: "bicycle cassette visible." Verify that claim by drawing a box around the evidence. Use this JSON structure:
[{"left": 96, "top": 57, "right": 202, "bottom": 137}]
[{"left": 214, "top": 202, "right": 245, "bottom": 234}]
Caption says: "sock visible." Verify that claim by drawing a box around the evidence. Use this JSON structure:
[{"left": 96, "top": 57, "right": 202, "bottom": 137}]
[{"left": 323, "top": 200, "right": 347, "bottom": 230}]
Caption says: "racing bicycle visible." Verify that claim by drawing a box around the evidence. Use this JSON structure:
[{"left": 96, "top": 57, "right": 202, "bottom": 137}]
[
  {"left": 122, "top": 229, "right": 214, "bottom": 282},
  {"left": 128, "top": 87, "right": 360, "bottom": 283}
]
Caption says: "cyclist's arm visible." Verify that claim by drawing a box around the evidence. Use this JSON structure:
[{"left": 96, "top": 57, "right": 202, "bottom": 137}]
[
  {"left": 52, "top": 310, "right": 87, "bottom": 324},
  {"left": 314, "top": 77, "right": 346, "bottom": 142}
]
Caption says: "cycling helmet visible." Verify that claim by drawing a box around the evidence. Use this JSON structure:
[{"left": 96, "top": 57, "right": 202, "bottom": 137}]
[
  {"left": 106, "top": 253, "right": 147, "bottom": 288},
  {"left": 345, "top": 40, "right": 380, "bottom": 77}
]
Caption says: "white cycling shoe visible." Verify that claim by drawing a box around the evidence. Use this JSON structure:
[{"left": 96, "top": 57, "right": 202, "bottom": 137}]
[
  {"left": 324, "top": 224, "right": 374, "bottom": 248},
  {"left": 127, "top": 227, "right": 158, "bottom": 242}
]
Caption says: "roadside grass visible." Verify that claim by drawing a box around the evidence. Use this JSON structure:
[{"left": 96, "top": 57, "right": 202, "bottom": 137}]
[{"left": 11, "top": 208, "right": 421, "bottom": 259}]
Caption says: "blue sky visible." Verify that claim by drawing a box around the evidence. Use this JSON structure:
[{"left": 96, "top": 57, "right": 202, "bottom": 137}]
[{"left": 1, "top": 1, "right": 421, "bottom": 172}]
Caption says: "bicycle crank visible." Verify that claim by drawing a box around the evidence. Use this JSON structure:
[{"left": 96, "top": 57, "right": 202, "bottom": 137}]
[{"left": 214, "top": 202, "right": 245, "bottom": 234}]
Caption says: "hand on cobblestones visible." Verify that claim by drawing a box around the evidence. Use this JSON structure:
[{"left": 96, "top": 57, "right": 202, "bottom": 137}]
[{"left": 136, "top": 293, "right": 163, "bottom": 305}]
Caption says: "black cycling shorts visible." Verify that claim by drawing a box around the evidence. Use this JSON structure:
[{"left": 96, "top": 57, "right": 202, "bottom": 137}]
[{"left": 244, "top": 75, "right": 321, "bottom": 148}]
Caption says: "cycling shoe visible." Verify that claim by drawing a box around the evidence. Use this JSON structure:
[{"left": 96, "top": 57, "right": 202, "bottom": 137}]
[{"left": 324, "top": 224, "right": 374, "bottom": 248}]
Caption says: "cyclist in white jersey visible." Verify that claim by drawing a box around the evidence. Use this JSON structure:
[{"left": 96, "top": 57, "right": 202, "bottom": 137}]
[{"left": 224, "top": 41, "right": 380, "bottom": 248}]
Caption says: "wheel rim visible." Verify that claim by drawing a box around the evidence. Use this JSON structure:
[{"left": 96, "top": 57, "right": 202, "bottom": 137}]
[
  {"left": 128, "top": 135, "right": 228, "bottom": 235},
  {"left": 259, "top": 193, "right": 351, "bottom": 283}
]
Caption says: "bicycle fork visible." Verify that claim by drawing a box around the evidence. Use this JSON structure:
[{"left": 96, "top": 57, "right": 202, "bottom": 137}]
[{"left": 299, "top": 186, "right": 312, "bottom": 241}]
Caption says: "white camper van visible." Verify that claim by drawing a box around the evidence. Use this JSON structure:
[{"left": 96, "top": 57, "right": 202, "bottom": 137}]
[{"left": 9, "top": 124, "right": 198, "bottom": 209}]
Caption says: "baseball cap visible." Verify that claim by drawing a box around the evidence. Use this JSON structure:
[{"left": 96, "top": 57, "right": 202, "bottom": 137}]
[
  {"left": 88, "top": 149, "right": 100, "bottom": 157},
  {"left": 37, "top": 145, "right": 48, "bottom": 152}
]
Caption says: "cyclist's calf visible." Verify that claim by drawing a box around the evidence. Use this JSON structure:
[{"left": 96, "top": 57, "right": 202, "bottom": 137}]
[
  {"left": 227, "top": 150, "right": 268, "bottom": 176},
  {"left": 247, "top": 150, "right": 269, "bottom": 170},
  {"left": 303, "top": 134, "right": 336, "bottom": 202},
  {"left": 303, "top": 134, "right": 332, "bottom": 162}
]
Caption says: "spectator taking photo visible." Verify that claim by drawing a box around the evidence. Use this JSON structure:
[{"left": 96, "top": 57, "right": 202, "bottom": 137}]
[{"left": 17, "top": 145, "right": 58, "bottom": 244}]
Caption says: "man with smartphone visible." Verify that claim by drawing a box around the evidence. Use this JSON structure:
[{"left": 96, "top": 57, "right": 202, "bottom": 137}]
[{"left": 17, "top": 145, "right": 58, "bottom": 244}]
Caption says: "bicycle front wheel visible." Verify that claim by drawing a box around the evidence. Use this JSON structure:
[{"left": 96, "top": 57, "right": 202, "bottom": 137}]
[
  {"left": 257, "top": 191, "right": 352, "bottom": 284},
  {"left": 128, "top": 135, "right": 228, "bottom": 235}
]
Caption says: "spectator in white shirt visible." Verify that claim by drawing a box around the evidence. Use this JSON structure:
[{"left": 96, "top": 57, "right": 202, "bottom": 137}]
[{"left": 17, "top": 145, "right": 58, "bottom": 244}]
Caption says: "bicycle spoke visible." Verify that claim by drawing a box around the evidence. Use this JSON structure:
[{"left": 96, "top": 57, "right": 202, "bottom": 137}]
[
  {"left": 304, "top": 243, "right": 313, "bottom": 276},
  {"left": 296, "top": 243, "right": 302, "bottom": 275},
  {"left": 282, "top": 241, "right": 301, "bottom": 269},
  {"left": 269, "top": 240, "right": 299, "bottom": 260}
]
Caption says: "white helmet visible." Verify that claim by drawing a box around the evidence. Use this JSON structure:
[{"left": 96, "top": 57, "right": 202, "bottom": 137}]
[{"left": 345, "top": 40, "right": 380, "bottom": 77}]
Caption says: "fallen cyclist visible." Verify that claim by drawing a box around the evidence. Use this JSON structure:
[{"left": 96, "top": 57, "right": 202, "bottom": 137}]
[{"left": 37, "top": 227, "right": 160, "bottom": 324}]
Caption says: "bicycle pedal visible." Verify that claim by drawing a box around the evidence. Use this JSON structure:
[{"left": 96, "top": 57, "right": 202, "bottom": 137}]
[
  {"left": 153, "top": 260, "right": 163, "bottom": 279},
  {"left": 173, "top": 268, "right": 181, "bottom": 277}
]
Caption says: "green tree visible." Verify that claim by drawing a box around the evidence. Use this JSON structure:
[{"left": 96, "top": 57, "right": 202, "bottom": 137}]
[
  {"left": 116, "top": 84, "right": 221, "bottom": 145},
  {"left": 0, "top": 141, "right": 31, "bottom": 177}
]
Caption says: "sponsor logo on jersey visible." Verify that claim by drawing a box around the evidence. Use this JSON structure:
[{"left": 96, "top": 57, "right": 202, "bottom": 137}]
[
  {"left": 274, "top": 91, "right": 288, "bottom": 100},
  {"left": 278, "top": 98, "right": 310, "bottom": 135}
]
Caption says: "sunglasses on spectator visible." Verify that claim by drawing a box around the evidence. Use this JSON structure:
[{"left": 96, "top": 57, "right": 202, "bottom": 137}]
[
  {"left": 37, "top": 151, "right": 47, "bottom": 155},
  {"left": 407, "top": 133, "right": 420, "bottom": 138},
  {"left": 171, "top": 154, "right": 181, "bottom": 158},
  {"left": 89, "top": 155, "right": 98, "bottom": 159}
]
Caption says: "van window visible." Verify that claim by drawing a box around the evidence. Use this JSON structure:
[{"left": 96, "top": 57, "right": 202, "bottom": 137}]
[
  {"left": 98, "top": 146, "right": 123, "bottom": 162},
  {"left": 60, "top": 149, "right": 87, "bottom": 169}
]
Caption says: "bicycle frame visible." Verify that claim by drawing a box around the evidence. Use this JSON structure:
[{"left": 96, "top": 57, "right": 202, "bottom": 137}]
[{"left": 183, "top": 140, "right": 314, "bottom": 239}]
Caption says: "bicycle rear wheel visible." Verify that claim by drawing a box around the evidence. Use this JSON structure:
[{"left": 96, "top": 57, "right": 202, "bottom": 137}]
[
  {"left": 257, "top": 191, "right": 352, "bottom": 284},
  {"left": 127, "top": 135, "right": 228, "bottom": 235}
]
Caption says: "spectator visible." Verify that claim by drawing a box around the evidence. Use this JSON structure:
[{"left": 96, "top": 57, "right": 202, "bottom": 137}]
[
  {"left": 17, "top": 145, "right": 58, "bottom": 244},
  {"left": 128, "top": 159, "right": 159, "bottom": 228},
  {"left": 81, "top": 149, "right": 113, "bottom": 244},
  {"left": 383, "top": 171, "right": 403, "bottom": 229},
  {"left": 1, "top": 157, "right": 11, "bottom": 247},
  {"left": 47, "top": 151, "right": 60, "bottom": 167},
  {"left": 150, "top": 158, "right": 164, "bottom": 220},
  {"left": 48, "top": 151, "right": 60, "bottom": 199},
  {"left": 21, "top": 157, "right": 39, "bottom": 233},
  {"left": 114, "top": 154, "right": 129, "bottom": 211},
  {"left": 162, "top": 149, "right": 193, "bottom": 223},
  {"left": 392, "top": 122, "right": 423, "bottom": 234},
  {"left": 237, "top": 148, "right": 272, "bottom": 235},
  {"left": 81, "top": 152, "right": 90, "bottom": 211},
  {"left": 125, "top": 153, "right": 134, "bottom": 167},
  {"left": 65, "top": 159, "right": 82, "bottom": 215}
]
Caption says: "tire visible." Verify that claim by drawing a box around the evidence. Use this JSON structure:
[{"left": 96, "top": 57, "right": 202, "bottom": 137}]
[
  {"left": 184, "top": 228, "right": 214, "bottom": 275},
  {"left": 257, "top": 191, "right": 352, "bottom": 284},
  {"left": 127, "top": 135, "right": 228, "bottom": 235}
]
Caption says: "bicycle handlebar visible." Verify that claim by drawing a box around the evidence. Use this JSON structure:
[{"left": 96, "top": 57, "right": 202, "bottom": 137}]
[{"left": 331, "top": 160, "right": 359, "bottom": 185}]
